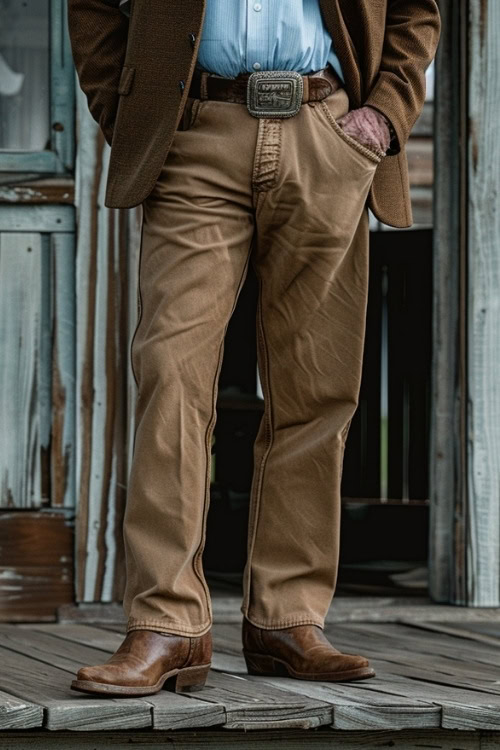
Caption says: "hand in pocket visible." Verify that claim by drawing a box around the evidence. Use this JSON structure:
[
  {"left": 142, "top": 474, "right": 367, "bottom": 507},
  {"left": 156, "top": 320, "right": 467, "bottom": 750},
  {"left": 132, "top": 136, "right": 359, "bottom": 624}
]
[{"left": 335, "top": 106, "right": 391, "bottom": 155}]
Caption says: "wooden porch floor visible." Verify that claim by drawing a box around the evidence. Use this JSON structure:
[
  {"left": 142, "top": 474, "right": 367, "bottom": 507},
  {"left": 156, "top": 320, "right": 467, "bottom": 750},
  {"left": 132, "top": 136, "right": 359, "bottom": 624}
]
[{"left": 2, "top": 607, "right": 500, "bottom": 747}]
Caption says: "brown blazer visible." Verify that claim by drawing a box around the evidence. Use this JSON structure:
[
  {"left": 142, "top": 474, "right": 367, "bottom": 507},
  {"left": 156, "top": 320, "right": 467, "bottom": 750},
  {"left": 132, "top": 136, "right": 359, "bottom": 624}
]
[{"left": 67, "top": 0, "right": 441, "bottom": 228}]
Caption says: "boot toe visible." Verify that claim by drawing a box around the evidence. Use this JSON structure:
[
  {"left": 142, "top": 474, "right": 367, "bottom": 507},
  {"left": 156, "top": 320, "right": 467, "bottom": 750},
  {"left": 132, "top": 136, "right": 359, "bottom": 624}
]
[
  {"left": 76, "top": 665, "right": 110, "bottom": 684},
  {"left": 347, "top": 654, "right": 370, "bottom": 669}
]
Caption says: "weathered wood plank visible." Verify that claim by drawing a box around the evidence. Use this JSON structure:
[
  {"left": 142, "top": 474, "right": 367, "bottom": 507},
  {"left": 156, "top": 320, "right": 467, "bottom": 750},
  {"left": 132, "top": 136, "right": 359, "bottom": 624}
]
[
  {"left": 0, "top": 177, "right": 75, "bottom": 205},
  {"left": 371, "top": 660, "right": 500, "bottom": 697},
  {"left": 0, "top": 205, "right": 74, "bottom": 232},
  {"left": 0, "top": 513, "right": 73, "bottom": 622},
  {"left": 419, "top": 621, "right": 500, "bottom": 645},
  {"left": 73, "top": 91, "right": 131, "bottom": 604},
  {"left": 149, "top": 696, "right": 225, "bottom": 732},
  {"left": 369, "top": 676, "right": 500, "bottom": 732},
  {"left": 51, "top": 232, "right": 76, "bottom": 508},
  {"left": 429, "top": 0, "right": 466, "bottom": 604},
  {"left": 50, "top": 0, "right": 76, "bottom": 171},
  {"left": 351, "top": 670, "right": 500, "bottom": 732},
  {"left": 0, "top": 232, "right": 44, "bottom": 508},
  {"left": 0, "top": 227, "right": 75, "bottom": 512},
  {"left": 0, "top": 690, "right": 42, "bottom": 730},
  {"left": 334, "top": 622, "right": 500, "bottom": 668},
  {"left": 243, "top": 675, "right": 440, "bottom": 730},
  {"left": 395, "top": 620, "right": 500, "bottom": 659},
  {"left": 0, "top": 645, "right": 151, "bottom": 730},
  {"left": 399, "top": 620, "right": 500, "bottom": 647},
  {"left": 25, "top": 623, "right": 125, "bottom": 652},
  {"left": 442, "top": 703, "right": 500, "bottom": 732},
  {"left": 466, "top": 0, "right": 500, "bottom": 606},
  {"left": 191, "top": 671, "right": 332, "bottom": 730},
  {"left": 72, "top": 83, "right": 145, "bottom": 603},
  {"left": 0, "top": 625, "right": 118, "bottom": 669}
]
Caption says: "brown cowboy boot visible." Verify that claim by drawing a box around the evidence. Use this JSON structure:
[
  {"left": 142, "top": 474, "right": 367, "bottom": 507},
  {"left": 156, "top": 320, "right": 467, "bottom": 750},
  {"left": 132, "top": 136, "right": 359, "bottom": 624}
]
[
  {"left": 71, "top": 629, "right": 212, "bottom": 696},
  {"left": 242, "top": 619, "right": 375, "bottom": 682}
]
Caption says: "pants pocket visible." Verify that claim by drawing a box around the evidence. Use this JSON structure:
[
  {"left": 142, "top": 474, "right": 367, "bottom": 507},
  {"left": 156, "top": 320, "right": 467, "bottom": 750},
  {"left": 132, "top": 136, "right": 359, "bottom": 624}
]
[{"left": 318, "top": 99, "right": 383, "bottom": 165}]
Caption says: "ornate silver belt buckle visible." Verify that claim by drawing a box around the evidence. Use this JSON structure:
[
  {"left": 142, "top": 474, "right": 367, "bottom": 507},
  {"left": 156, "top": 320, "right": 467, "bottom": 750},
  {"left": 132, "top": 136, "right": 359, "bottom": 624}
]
[{"left": 247, "top": 70, "right": 304, "bottom": 118}]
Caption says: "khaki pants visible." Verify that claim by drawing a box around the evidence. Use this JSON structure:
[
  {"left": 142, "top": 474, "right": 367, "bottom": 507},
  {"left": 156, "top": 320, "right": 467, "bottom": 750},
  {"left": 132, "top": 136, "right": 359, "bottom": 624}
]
[{"left": 123, "top": 81, "right": 381, "bottom": 637}]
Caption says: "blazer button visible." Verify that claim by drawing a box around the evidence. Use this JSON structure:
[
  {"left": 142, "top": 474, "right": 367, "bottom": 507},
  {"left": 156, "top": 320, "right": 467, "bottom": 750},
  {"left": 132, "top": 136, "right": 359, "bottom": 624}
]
[
  {"left": 188, "top": 32, "right": 196, "bottom": 46},
  {"left": 179, "top": 80, "right": 185, "bottom": 93}
]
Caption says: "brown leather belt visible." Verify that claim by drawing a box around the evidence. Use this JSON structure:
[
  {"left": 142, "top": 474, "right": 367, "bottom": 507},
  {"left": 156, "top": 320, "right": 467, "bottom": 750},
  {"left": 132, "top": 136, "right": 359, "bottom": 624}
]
[{"left": 188, "top": 65, "right": 342, "bottom": 119}]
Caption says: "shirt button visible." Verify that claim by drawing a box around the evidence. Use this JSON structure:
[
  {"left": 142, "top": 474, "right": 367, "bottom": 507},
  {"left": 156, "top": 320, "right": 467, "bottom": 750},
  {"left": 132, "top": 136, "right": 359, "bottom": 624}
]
[
  {"left": 253, "top": 3, "right": 262, "bottom": 10},
  {"left": 252, "top": 62, "right": 261, "bottom": 70}
]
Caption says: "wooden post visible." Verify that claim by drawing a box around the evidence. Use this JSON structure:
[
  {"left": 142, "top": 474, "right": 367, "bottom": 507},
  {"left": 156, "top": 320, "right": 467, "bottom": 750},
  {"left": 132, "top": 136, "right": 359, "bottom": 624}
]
[{"left": 430, "top": 0, "right": 500, "bottom": 604}]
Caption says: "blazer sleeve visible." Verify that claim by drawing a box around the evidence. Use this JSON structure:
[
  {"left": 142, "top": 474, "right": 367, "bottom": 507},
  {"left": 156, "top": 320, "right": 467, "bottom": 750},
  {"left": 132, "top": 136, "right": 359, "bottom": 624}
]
[
  {"left": 363, "top": 0, "right": 441, "bottom": 155},
  {"left": 67, "top": 0, "right": 130, "bottom": 145}
]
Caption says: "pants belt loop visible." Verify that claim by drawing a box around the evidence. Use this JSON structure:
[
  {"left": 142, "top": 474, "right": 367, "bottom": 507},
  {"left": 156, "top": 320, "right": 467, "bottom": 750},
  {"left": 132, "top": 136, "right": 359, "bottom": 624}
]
[
  {"left": 200, "top": 71, "right": 209, "bottom": 100},
  {"left": 302, "top": 74, "right": 310, "bottom": 104}
]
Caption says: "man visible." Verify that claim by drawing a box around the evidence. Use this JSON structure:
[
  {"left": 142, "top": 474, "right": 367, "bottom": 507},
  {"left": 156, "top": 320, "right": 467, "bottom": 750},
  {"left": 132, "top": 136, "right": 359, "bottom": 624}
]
[{"left": 67, "top": 0, "right": 440, "bottom": 696}]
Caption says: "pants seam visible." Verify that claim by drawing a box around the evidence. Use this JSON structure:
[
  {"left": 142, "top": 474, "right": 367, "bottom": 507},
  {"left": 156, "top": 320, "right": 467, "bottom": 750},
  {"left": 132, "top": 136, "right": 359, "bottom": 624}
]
[
  {"left": 191, "top": 238, "right": 254, "bottom": 620},
  {"left": 252, "top": 118, "right": 281, "bottom": 193},
  {"left": 242, "top": 269, "right": 275, "bottom": 616},
  {"left": 129, "top": 212, "right": 146, "bottom": 392},
  {"left": 127, "top": 619, "right": 212, "bottom": 636},
  {"left": 252, "top": 118, "right": 266, "bottom": 190},
  {"left": 244, "top": 613, "right": 325, "bottom": 630}
]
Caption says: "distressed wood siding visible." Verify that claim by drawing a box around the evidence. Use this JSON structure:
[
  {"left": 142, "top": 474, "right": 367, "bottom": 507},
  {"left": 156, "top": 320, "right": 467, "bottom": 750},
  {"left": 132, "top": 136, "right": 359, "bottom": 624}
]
[
  {"left": 73, "top": 84, "right": 140, "bottom": 602},
  {"left": 466, "top": 0, "right": 500, "bottom": 605},
  {"left": 0, "top": 220, "right": 75, "bottom": 509},
  {"left": 0, "top": 513, "right": 73, "bottom": 621},
  {"left": 429, "top": 0, "right": 465, "bottom": 603},
  {"left": 0, "top": 232, "right": 45, "bottom": 508},
  {"left": 430, "top": 0, "right": 500, "bottom": 605},
  {"left": 51, "top": 233, "right": 77, "bottom": 508}
]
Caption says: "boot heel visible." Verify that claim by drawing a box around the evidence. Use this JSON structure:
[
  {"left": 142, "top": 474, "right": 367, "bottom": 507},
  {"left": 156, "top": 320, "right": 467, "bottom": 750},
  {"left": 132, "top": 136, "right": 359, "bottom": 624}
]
[
  {"left": 173, "top": 663, "right": 211, "bottom": 693},
  {"left": 243, "top": 650, "right": 282, "bottom": 676}
]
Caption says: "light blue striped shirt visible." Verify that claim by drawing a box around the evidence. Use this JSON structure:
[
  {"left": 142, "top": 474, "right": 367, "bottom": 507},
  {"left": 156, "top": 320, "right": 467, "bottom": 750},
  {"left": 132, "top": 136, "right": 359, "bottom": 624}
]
[{"left": 195, "top": 0, "right": 344, "bottom": 82}]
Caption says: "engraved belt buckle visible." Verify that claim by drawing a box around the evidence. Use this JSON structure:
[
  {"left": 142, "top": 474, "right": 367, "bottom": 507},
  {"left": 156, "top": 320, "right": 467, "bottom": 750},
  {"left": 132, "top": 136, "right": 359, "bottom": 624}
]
[{"left": 247, "top": 70, "right": 304, "bottom": 118}]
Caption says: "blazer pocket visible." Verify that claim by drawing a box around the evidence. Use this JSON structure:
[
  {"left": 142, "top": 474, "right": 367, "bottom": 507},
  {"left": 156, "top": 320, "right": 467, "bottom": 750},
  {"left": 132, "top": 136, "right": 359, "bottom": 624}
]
[{"left": 118, "top": 65, "right": 136, "bottom": 96}]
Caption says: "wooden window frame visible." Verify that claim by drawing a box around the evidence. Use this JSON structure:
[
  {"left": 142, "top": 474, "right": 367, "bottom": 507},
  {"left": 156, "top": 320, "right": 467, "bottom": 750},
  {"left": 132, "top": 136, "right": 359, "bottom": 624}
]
[{"left": 0, "top": 0, "right": 75, "bottom": 175}]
